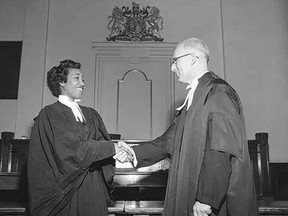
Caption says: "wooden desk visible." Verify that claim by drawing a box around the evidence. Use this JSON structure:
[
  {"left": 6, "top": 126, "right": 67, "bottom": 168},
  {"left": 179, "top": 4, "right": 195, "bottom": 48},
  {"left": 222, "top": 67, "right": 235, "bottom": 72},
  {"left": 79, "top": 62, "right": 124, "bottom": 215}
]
[
  {"left": 108, "top": 201, "right": 125, "bottom": 214},
  {"left": 112, "top": 200, "right": 288, "bottom": 216},
  {"left": 0, "top": 173, "right": 21, "bottom": 190},
  {"left": 125, "top": 201, "right": 164, "bottom": 215},
  {"left": 113, "top": 168, "right": 168, "bottom": 201},
  {"left": 0, "top": 201, "right": 26, "bottom": 216},
  {"left": 259, "top": 200, "right": 288, "bottom": 215},
  {"left": 0, "top": 201, "right": 126, "bottom": 216},
  {"left": 122, "top": 200, "right": 288, "bottom": 215},
  {"left": 1, "top": 200, "right": 287, "bottom": 216},
  {"left": 1, "top": 138, "right": 288, "bottom": 215}
]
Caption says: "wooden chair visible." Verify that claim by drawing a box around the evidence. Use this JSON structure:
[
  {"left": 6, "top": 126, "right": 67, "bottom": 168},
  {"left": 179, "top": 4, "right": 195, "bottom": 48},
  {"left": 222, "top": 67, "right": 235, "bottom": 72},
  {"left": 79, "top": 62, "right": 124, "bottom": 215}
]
[
  {"left": 0, "top": 132, "right": 29, "bottom": 216},
  {"left": 248, "top": 132, "right": 273, "bottom": 200},
  {"left": 0, "top": 132, "right": 15, "bottom": 173}
]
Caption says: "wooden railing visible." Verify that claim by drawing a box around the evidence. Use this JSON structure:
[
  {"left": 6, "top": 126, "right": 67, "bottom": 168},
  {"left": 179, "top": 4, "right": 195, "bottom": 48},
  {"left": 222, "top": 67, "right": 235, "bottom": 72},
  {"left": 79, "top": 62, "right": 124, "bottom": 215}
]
[{"left": 0, "top": 132, "right": 288, "bottom": 215}]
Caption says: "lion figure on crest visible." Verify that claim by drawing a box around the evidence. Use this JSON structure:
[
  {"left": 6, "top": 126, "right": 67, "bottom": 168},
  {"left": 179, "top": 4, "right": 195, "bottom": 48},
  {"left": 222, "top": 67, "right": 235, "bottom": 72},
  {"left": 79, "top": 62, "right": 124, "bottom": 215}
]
[
  {"left": 107, "top": 6, "right": 126, "bottom": 38},
  {"left": 146, "top": 6, "right": 163, "bottom": 38}
]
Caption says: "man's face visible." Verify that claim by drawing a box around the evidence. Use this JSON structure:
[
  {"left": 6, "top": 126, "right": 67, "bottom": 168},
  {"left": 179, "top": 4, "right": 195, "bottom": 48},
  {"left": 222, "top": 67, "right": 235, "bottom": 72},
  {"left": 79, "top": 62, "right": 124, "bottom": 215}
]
[
  {"left": 60, "top": 68, "right": 84, "bottom": 101},
  {"left": 171, "top": 45, "right": 196, "bottom": 84}
]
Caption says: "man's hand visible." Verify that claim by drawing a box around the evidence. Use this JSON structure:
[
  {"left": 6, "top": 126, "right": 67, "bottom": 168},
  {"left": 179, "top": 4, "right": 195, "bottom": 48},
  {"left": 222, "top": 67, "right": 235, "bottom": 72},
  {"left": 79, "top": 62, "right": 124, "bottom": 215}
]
[
  {"left": 193, "top": 201, "right": 212, "bottom": 216},
  {"left": 113, "top": 141, "right": 134, "bottom": 163}
]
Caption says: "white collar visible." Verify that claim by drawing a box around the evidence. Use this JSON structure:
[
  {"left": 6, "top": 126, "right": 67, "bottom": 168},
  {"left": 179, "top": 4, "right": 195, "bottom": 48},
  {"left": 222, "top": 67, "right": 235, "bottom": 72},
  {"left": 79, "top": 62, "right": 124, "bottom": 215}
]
[
  {"left": 58, "top": 95, "right": 80, "bottom": 105},
  {"left": 58, "top": 95, "right": 85, "bottom": 122},
  {"left": 189, "top": 71, "right": 207, "bottom": 87},
  {"left": 176, "top": 72, "right": 208, "bottom": 111}
]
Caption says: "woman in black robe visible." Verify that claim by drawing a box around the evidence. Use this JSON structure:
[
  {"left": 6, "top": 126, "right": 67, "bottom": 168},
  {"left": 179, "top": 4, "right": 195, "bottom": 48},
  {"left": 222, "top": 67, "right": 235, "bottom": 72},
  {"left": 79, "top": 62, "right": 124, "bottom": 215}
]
[{"left": 28, "top": 59, "right": 119, "bottom": 216}]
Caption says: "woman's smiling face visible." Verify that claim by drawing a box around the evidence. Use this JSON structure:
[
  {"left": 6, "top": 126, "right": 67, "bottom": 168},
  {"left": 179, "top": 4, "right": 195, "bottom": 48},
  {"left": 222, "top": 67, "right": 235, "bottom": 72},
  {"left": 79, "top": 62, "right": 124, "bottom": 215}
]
[{"left": 60, "top": 68, "right": 84, "bottom": 101}]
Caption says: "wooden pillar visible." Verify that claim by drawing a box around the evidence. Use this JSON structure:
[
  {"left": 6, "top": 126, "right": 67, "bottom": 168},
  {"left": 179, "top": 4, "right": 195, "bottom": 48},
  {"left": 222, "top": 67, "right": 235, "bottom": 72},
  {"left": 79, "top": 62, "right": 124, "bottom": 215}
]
[
  {"left": 255, "top": 132, "right": 273, "bottom": 199},
  {"left": 0, "top": 131, "right": 15, "bottom": 172}
]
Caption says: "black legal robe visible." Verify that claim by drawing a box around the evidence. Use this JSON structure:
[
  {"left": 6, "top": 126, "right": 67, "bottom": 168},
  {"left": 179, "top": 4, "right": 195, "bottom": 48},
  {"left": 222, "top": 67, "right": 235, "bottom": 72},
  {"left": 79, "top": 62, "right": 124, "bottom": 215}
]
[
  {"left": 28, "top": 102, "right": 115, "bottom": 216},
  {"left": 132, "top": 72, "right": 258, "bottom": 216}
]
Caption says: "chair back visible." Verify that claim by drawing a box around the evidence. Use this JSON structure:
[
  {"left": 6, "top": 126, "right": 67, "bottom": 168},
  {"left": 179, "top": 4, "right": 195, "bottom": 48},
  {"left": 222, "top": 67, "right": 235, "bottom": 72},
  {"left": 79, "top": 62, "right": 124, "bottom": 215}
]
[
  {"left": 248, "top": 132, "right": 273, "bottom": 200},
  {"left": 10, "top": 139, "right": 29, "bottom": 173},
  {"left": 0, "top": 132, "right": 29, "bottom": 173},
  {"left": 0, "top": 132, "right": 15, "bottom": 172}
]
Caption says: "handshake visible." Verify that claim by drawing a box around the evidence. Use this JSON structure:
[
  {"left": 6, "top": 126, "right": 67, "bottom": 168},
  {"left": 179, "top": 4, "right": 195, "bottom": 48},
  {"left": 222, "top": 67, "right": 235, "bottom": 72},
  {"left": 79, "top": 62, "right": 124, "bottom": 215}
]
[{"left": 113, "top": 141, "right": 135, "bottom": 163}]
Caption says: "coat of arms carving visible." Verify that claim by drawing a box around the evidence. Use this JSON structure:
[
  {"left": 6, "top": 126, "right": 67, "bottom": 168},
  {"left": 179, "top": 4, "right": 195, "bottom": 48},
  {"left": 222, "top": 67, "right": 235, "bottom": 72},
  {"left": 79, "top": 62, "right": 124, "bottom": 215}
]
[{"left": 106, "top": 2, "right": 164, "bottom": 42}]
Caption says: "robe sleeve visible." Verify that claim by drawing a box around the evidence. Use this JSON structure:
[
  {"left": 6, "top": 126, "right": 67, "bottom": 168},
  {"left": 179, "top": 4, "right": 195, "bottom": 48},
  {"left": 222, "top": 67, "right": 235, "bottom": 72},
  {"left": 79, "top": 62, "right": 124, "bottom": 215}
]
[
  {"left": 74, "top": 140, "right": 115, "bottom": 168},
  {"left": 38, "top": 106, "right": 115, "bottom": 173},
  {"left": 196, "top": 147, "right": 231, "bottom": 210},
  {"left": 132, "top": 120, "right": 176, "bottom": 168},
  {"left": 196, "top": 85, "right": 243, "bottom": 211},
  {"left": 204, "top": 86, "right": 244, "bottom": 159}
]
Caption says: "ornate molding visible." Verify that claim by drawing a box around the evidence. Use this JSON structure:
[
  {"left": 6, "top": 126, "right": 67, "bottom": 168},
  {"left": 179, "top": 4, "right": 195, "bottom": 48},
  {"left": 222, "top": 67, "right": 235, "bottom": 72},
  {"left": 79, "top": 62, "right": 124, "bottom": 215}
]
[{"left": 92, "top": 42, "right": 176, "bottom": 58}]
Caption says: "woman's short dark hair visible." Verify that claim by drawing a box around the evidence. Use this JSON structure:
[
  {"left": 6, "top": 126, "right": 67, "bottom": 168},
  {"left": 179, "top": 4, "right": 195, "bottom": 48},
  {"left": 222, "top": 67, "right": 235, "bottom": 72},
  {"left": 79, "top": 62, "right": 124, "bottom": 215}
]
[{"left": 47, "top": 59, "right": 81, "bottom": 97}]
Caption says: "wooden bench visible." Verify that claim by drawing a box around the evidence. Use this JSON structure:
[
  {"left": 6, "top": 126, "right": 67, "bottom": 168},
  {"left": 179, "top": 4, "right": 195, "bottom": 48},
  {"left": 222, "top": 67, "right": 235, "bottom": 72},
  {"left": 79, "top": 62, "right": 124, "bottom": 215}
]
[
  {"left": 123, "top": 200, "right": 288, "bottom": 215},
  {"left": 1, "top": 133, "right": 288, "bottom": 215},
  {"left": 0, "top": 200, "right": 126, "bottom": 216},
  {"left": 1, "top": 199, "right": 288, "bottom": 216}
]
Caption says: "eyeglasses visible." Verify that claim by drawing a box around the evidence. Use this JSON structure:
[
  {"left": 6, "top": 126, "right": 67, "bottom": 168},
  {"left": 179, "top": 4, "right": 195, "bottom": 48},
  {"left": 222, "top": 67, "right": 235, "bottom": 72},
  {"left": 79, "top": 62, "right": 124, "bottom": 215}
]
[{"left": 172, "top": 53, "right": 199, "bottom": 65}]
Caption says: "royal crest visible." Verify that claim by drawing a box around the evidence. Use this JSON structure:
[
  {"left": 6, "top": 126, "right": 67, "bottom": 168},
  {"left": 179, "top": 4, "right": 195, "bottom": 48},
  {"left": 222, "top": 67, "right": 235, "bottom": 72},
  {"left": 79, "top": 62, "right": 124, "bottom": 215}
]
[{"left": 107, "top": 2, "right": 164, "bottom": 42}]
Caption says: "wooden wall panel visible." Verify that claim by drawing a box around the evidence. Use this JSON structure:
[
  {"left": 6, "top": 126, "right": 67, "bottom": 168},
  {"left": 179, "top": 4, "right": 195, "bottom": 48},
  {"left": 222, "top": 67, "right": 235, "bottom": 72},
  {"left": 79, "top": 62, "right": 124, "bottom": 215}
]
[{"left": 92, "top": 42, "right": 177, "bottom": 140}]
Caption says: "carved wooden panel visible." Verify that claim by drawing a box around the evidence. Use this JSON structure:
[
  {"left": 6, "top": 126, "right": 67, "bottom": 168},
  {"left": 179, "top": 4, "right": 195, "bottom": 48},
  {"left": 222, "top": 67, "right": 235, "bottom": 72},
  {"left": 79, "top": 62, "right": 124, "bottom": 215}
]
[
  {"left": 117, "top": 69, "right": 152, "bottom": 139},
  {"left": 92, "top": 42, "right": 178, "bottom": 140}
]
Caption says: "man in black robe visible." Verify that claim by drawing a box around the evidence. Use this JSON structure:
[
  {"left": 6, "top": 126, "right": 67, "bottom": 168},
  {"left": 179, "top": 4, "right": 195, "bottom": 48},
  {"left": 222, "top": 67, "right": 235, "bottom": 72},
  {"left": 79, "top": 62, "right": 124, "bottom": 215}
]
[
  {"left": 116, "top": 38, "right": 259, "bottom": 216},
  {"left": 28, "top": 60, "right": 125, "bottom": 216}
]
